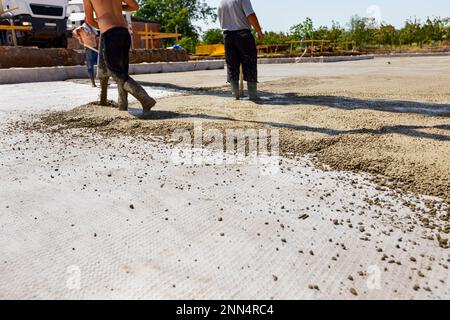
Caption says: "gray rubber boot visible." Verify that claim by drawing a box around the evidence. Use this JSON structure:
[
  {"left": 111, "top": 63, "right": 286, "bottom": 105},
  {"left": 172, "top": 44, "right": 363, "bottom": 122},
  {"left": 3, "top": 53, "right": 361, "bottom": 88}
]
[
  {"left": 248, "top": 82, "right": 258, "bottom": 101},
  {"left": 116, "top": 79, "right": 128, "bottom": 111},
  {"left": 98, "top": 67, "right": 109, "bottom": 106},
  {"left": 230, "top": 80, "right": 240, "bottom": 100},
  {"left": 99, "top": 77, "right": 109, "bottom": 106},
  {"left": 123, "top": 78, "right": 156, "bottom": 113}
]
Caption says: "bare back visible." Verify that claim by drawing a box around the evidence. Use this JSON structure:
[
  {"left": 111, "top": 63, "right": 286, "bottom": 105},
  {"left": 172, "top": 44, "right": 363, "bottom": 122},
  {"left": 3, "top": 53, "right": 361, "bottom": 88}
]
[{"left": 88, "top": 0, "right": 128, "bottom": 33}]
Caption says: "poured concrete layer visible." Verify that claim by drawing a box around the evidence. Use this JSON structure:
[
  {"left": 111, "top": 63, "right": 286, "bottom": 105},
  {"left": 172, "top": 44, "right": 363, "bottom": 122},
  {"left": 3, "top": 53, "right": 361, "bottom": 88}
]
[
  {"left": 0, "top": 60, "right": 225, "bottom": 85},
  {"left": 258, "top": 55, "right": 374, "bottom": 64},
  {"left": 131, "top": 55, "right": 450, "bottom": 89},
  {"left": 0, "top": 58, "right": 449, "bottom": 300},
  {"left": 1, "top": 126, "right": 448, "bottom": 300},
  {"left": 0, "top": 55, "right": 374, "bottom": 85},
  {"left": 374, "top": 52, "right": 450, "bottom": 58}
]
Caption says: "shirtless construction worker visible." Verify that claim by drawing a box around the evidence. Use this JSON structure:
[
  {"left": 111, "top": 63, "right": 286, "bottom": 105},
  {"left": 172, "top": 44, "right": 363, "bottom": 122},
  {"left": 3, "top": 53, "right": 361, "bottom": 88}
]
[
  {"left": 83, "top": 0, "right": 156, "bottom": 113},
  {"left": 218, "top": 0, "right": 263, "bottom": 100}
]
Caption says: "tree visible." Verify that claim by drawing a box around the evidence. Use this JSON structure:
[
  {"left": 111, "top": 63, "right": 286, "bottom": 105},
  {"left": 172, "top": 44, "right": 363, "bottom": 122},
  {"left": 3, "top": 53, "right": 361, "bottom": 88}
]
[
  {"left": 326, "top": 21, "right": 345, "bottom": 43},
  {"left": 348, "top": 15, "right": 377, "bottom": 47},
  {"left": 137, "top": 0, "right": 217, "bottom": 40},
  {"left": 262, "top": 32, "right": 289, "bottom": 45},
  {"left": 375, "top": 24, "right": 398, "bottom": 47},
  {"left": 202, "top": 28, "right": 223, "bottom": 44},
  {"left": 399, "top": 18, "right": 425, "bottom": 47},
  {"left": 313, "top": 26, "right": 329, "bottom": 40},
  {"left": 442, "top": 18, "right": 450, "bottom": 42},
  {"left": 422, "top": 17, "right": 445, "bottom": 43},
  {"left": 290, "top": 17, "right": 315, "bottom": 40}
]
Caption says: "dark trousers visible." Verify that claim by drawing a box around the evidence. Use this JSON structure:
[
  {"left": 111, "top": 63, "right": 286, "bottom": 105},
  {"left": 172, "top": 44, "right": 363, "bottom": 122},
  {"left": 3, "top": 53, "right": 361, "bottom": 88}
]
[
  {"left": 84, "top": 48, "right": 98, "bottom": 79},
  {"left": 98, "top": 27, "right": 131, "bottom": 82},
  {"left": 224, "top": 29, "right": 258, "bottom": 83}
]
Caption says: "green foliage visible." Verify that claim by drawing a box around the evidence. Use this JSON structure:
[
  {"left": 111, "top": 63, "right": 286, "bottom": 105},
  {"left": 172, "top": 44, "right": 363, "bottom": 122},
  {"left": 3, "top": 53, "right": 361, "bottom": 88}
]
[
  {"left": 202, "top": 28, "right": 223, "bottom": 44},
  {"left": 137, "top": 0, "right": 217, "bottom": 42},
  {"left": 326, "top": 21, "right": 345, "bottom": 43},
  {"left": 262, "top": 31, "right": 290, "bottom": 45},
  {"left": 287, "top": 15, "right": 450, "bottom": 49},
  {"left": 422, "top": 17, "right": 446, "bottom": 42},
  {"left": 348, "top": 15, "right": 377, "bottom": 47},
  {"left": 400, "top": 18, "right": 424, "bottom": 46},
  {"left": 375, "top": 24, "right": 398, "bottom": 47},
  {"left": 178, "top": 36, "right": 199, "bottom": 54},
  {"left": 290, "top": 17, "right": 315, "bottom": 40}
]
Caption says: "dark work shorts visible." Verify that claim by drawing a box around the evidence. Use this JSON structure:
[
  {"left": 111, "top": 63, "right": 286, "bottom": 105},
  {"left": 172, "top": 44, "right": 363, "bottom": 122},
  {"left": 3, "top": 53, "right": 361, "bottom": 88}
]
[
  {"left": 224, "top": 29, "right": 258, "bottom": 83},
  {"left": 98, "top": 27, "right": 131, "bottom": 82}
]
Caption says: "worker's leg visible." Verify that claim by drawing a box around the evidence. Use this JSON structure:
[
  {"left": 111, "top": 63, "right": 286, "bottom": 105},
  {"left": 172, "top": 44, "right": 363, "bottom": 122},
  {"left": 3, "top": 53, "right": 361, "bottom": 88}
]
[
  {"left": 97, "top": 38, "right": 109, "bottom": 106},
  {"left": 87, "top": 67, "right": 96, "bottom": 87},
  {"left": 90, "top": 51, "right": 98, "bottom": 87},
  {"left": 85, "top": 49, "right": 96, "bottom": 87},
  {"left": 102, "top": 28, "right": 155, "bottom": 113},
  {"left": 224, "top": 31, "right": 242, "bottom": 100},
  {"left": 98, "top": 71, "right": 109, "bottom": 105},
  {"left": 235, "top": 30, "right": 258, "bottom": 100},
  {"left": 116, "top": 33, "right": 129, "bottom": 111},
  {"left": 110, "top": 35, "right": 128, "bottom": 111},
  {"left": 116, "top": 80, "right": 128, "bottom": 111}
]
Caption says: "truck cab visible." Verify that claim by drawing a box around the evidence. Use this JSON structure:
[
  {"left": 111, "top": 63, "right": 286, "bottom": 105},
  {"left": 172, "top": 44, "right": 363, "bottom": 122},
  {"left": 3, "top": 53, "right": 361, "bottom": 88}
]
[
  {"left": 0, "top": 0, "right": 68, "bottom": 47},
  {"left": 66, "top": 0, "right": 82, "bottom": 33}
]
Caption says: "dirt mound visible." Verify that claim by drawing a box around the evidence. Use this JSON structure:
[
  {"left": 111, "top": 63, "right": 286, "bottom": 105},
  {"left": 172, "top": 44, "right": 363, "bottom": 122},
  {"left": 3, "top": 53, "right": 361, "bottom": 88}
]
[
  {"left": 0, "top": 47, "right": 189, "bottom": 69},
  {"left": 0, "top": 47, "right": 83, "bottom": 68}
]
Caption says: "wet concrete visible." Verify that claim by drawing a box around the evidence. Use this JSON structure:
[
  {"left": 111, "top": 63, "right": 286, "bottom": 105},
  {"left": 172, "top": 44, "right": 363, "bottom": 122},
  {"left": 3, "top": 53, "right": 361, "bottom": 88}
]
[{"left": 0, "top": 57, "right": 449, "bottom": 299}]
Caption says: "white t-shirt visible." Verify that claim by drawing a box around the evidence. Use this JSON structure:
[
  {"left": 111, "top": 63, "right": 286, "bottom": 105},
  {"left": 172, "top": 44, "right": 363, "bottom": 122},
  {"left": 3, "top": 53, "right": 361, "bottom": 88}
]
[{"left": 218, "top": 0, "right": 255, "bottom": 31}]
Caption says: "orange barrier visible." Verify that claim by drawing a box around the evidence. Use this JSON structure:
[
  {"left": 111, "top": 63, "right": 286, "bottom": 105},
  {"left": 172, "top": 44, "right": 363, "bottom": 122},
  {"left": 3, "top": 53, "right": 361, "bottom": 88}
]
[
  {"left": 0, "top": 25, "right": 32, "bottom": 31},
  {"left": 195, "top": 44, "right": 225, "bottom": 57}
]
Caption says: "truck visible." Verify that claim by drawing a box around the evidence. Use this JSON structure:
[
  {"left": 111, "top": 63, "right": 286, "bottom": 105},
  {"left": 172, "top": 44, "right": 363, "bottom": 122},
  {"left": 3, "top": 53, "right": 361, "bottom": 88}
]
[
  {"left": 0, "top": 0, "right": 68, "bottom": 48},
  {"left": 66, "top": 0, "right": 83, "bottom": 33}
]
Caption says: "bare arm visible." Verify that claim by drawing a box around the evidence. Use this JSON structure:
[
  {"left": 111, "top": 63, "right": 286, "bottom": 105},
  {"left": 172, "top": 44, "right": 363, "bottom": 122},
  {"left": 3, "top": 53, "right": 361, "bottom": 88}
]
[
  {"left": 122, "top": 0, "right": 139, "bottom": 12},
  {"left": 83, "top": 0, "right": 99, "bottom": 29},
  {"left": 247, "top": 13, "right": 263, "bottom": 43},
  {"left": 72, "top": 26, "right": 81, "bottom": 40}
]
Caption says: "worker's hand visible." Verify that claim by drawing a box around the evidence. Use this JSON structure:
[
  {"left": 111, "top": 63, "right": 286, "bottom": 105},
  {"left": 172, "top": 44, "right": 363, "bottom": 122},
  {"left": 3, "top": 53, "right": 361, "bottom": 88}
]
[
  {"left": 257, "top": 30, "right": 264, "bottom": 44},
  {"left": 72, "top": 26, "right": 83, "bottom": 42}
]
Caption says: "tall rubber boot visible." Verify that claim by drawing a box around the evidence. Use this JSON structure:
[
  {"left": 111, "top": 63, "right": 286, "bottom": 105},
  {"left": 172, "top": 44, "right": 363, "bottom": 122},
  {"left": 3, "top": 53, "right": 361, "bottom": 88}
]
[
  {"left": 90, "top": 77, "right": 97, "bottom": 88},
  {"left": 248, "top": 82, "right": 258, "bottom": 101},
  {"left": 123, "top": 78, "right": 156, "bottom": 113},
  {"left": 99, "top": 77, "right": 109, "bottom": 106},
  {"left": 230, "top": 80, "right": 240, "bottom": 100},
  {"left": 116, "top": 79, "right": 128, "bottom": 111},
  {"left": 98, "top": 66, "right": 109, "bottom": 106},
  {"left": 88, "top": 70, "right": 96, "bottom": 87}
]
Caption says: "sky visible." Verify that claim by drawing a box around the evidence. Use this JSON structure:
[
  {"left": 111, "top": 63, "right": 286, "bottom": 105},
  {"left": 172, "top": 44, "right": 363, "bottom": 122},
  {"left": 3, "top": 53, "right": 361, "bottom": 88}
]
[{"left": 197, "top": 0, "right": 450, "bottom": 33}]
